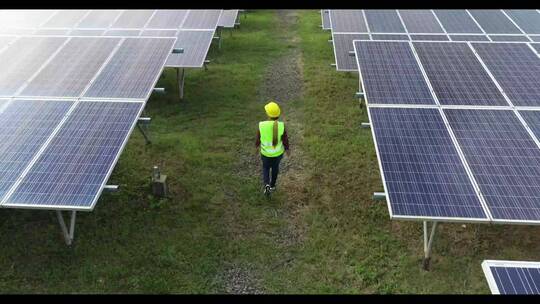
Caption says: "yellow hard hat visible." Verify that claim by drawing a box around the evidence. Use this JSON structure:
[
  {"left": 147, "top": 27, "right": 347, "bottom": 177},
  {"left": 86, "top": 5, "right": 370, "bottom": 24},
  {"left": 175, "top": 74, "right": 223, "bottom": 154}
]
[{"left": 264, "top": 101, "right": 280, "bottom": 118}]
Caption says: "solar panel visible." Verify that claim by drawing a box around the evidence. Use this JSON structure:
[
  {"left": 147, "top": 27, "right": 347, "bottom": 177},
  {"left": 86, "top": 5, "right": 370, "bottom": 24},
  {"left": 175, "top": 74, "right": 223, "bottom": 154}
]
[
  {"left": 218, "top": 10, "right": 239, "bottom": 28},
  {"left": 0, "top": 10, "right": 57, "bottom": 28},
  {"left": 181, "top": 10, "right": 222, "bottom": 30},
  {"left": 488, "top": 35, "right": 530, "bottom": 42},
  {"left": 0, "top": 28, "right": 35, "bottom": 35},
  {"left": 472, "top": 43, "right": 540, "bottom": 107},
  {"left": 321, "top": 10, "right": 330, "bottom": 30},
  {"left": 110, "top": 10, "right": 154, "bottom": 29},
  {"left": 483, "top": 260, "right": 540, "bottom": 295},
  {"left": 531, "top": 43, "right": 540, "bottom": 53},
  {"left": 468, "top": 10, "right": 522, "bottom": 34},
  {"left": 0, "top": 36, "right": 16, "bottom": 49},
  {"left": 103, "top": 29, "right": 141, "bottom": 36},
  {"left": 146, "top": 10, "right": 188, "bottom": 29},
  {"left": 445, "top": 109, "right": 540, "bottom": 222},
  {"left": 0, "top": 36, "right": 67, "bottom": 97},
  {"left": 530, "top": 36, "right": 540, "bottom": 42},
  {"left": 77, "top": 10, "right": 121, "bottom": 28},
  {"left": 398, "top": 10, "right": 444, "bottom": 33},
  {"left": 369, "top": 107, "right": 487, "bottom": 220},
  {"left": 34, "top": 29, "right": 71, "bottom": 35},
  {"left": 448, "top": 34, "right": 490, "bottom": 41},
  {"left": 410, "top": 34, "right": 449, "bottom": 41},
  {"left": 20, "top": 37, "right": 120, "bottom": 98},
  {"left": 329, "top": 10, "right": 367, "bottom": 33},
  {"left": 166, "top": 30, "right": 215, "bottom": 67},
  {"left": 354, "top": 41, "right": 435, "bottom": 105},
  {"left": 364, "top": 10, "right": 406, "bottom": 33},
  {"left": 41, "top": 10, "right": 88, "bottom": 28},
  {"left": 70, "top": 29, "right": 105, "bottom": 36},
  {"left": 504, "top": 10, "right": 540, "bottom": 34},
  {"left": 140, "top": 29, "right": 178, "bottom": 37},
  {"left": 369, "top": 34, "right": 406, "bottom": 41},
  {"left": 0, "top": 99, "right": 73, "bottom": 201},
  {"left": 413, "top": 42, "right": 508, "bottom": 106},
  {"left": 84, "top": 37, "right": 175, "bottom": 100},
  {"left": 332, "top": 33, "right": 370, "bottom": 71},
  {"left": 433, "top": 10, "right": 483, "bottom": 34},
  {"left": 3, "top": 101, "right": 143, "bottom": 210}
]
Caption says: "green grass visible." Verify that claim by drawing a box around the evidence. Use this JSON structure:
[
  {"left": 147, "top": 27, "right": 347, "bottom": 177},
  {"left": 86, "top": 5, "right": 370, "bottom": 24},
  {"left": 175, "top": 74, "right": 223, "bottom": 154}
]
[{"left": 1, "top": 10, "right": 539, "bottom": 294}]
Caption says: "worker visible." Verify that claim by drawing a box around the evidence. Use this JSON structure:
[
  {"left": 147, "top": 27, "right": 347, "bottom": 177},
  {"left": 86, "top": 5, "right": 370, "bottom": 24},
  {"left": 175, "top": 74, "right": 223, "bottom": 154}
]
[{"left": 255, "top": 101, "right": 290, "bottom": 195}]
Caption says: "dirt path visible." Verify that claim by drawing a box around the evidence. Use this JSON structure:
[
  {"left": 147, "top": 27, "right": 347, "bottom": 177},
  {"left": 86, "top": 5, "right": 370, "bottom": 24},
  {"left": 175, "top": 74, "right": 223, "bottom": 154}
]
[{"left": 220, "top": 10, "right": 310, "bottom": 294}]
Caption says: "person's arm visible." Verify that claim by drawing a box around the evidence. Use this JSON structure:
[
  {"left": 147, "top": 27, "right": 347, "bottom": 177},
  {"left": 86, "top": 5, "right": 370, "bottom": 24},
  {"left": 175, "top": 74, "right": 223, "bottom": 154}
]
[
  {"left": 255, "top": 129, "right": 261, "bottom": 148},
  {"left": 282, "top": 128, "right": 290, "bottom": 152}
]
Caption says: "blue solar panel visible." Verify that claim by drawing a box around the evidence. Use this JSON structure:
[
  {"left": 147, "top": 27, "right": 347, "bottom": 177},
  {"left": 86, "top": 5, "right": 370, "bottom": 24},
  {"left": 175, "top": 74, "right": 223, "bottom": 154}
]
[
  {"left": 370, "top": 107, "right": 486, "bottom": 219},
  {"left": 531, "top": 43, "right": 540, "bottom": 53},
  {"left": 433, "top": 10, "right": 483, "bottom": 34},
  {"left": 0, "top": 100, "right": 73, "bottom": 201},
  {"left": 413, "top": 42, "right": 508, "bottom": 106},
  {"left": 354, "top": 41, "right": 435, "bottom": 105},
  {"left": 488, "top": 35, "right": 530, "bottom": 42},
  {"left": 398, "top": 10, "right": 444, "bottom": 33},
  {"left": 472, "top": 43, "right": 540, "bottom": 107},
  {"left": 410, "top": 35, "right": 449, "bottom": 41},
  {"left": 332, "top": 33, "right": 369, "bottom": 71},
  {"left": 5, "top": 101, "right": 143, "bottom": 209},
  {"left": 445, "top": 109, "right": 540, "bottom": 222},
  {"left": 504, "top": 10, "right": 540, "bottom": 34},
  {"left": 531, "top": 36, "right": 540, "bottom": 42},
  {"left": 329, "top": 10, "right": 367, "bottom": 32},
  {"left": 449, "top": 35, "right": 490, "bottom": 41},
  {"left": 488, "top": 264, "right": 540, "bottom": 294},
  {"left": 364, "top": 10, "right": 406, "bottom": 33},
  {"left": 84, "top": 38, "right": 174, "bottom": 100},
  {"left": 468, "top": 10, "right": 522, "bottom": 34},
  {"left": 370, "top": 34, "right": 409, "bottom": 41}
]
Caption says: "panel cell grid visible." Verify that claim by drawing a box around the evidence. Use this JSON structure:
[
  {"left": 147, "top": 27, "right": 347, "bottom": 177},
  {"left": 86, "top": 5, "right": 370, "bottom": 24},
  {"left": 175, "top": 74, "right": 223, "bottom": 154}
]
[
  {"left": 445, "top": 109, "right": 540, "bottom": 222},
  {"left": 370, "top": 107, "right": 486, "bottom": 219},
  {"left": 6, "top": 101, "right": 142, "bottom": 209},
  {"left": 77, "top": 10, "right": 121, "bottom": 28},
  {"left": 218, "top": 10, "right": 239, "bottom": 28},
  {"left": 371, "top": 34, "right": 409, "bottom": 41},
  {"left": 41, "top": 10, "right": 88, "bottom": 28},
  {"left": 21, "top": 37, "right": 120, "bottom": 98},
  {"left": 413, "top": 42, "right": 508, "bottom": 106},
  {"left": 468, "top": 10, "right": 521, "bottom": 34},
  {"left": 364, "top": 10, "right": 406, "bottom": 33},
  {"left": 110, "top": 10, "right": 154, "bottom": 29},
  {"left": 433, "top": 10, "right": 483, "bottom": 34},
  {"left": 504, "top": 10, "right": 540, "bottom": 34},
  {"left": 165, "top": 30, "right": 215, "bottom": 67},
  {"left": 329, "top": 10, "right": 367, "bottom": 33},
  {"left": 0, "top": 100, "right": 73, "bottom": 201},
  {"left": 488, "top": 35, "right": 530, "bottom": 42},
  {"left": 531, "top": 43, "right": 540, "bottom": 53},
  {"left": 398, "top": 10, "right": 444, "bottom": 33},
  {"left": 355, "top": 41, "right": 435, "bottom": 105},
  {"left": 332, "top": 33, "right": 370, "bottom": 71},
  {"left": 410, "top": 35, "right": 449, "bottom": 41},
  {"left": 449, "top": 35, "right": 490, "bottom": 41},
  {"left": 472, "top": 43, "right": 540, "bottom": 107},
  {"left": 84, "top": 38, "right": 174, "bottom": 99},
  {"left": 146, "top": 10, "right": 188, "bottom": 29},
  {"left": 181, "top": 10, "right": 222, "bottom": 30},
  {"left": 0, "top": 36, "right": 67, "bottom": 97},
  {"left": 491, "top": 266, "right": 540, "bottom": 294}
]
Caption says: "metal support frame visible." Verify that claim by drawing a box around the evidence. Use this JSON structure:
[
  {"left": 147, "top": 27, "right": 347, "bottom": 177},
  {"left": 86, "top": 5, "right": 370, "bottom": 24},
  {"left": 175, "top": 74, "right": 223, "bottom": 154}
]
[
  {"left": 204, "top": 60, "right": 211, "bottom": 71},
  {"left": 56, "top": 210, "right": 77, "bottom": 246},
  {"left": 176, "top": 67, "right": 185, "bottom": 100},
  {"left": 214, "top": 27, "right": 222, "bottom": 50},
  {"left": 372, "top": 192, "right": 386, "bottom": 201},
  {"left": 361, "top": 122, "right": 371, "bottom": 129},
  {"left": 137, "top": 117, "right": 152, "bottom": 145},
  {"left": 422, "top": 221, "right": 439, "bottom": 271}
]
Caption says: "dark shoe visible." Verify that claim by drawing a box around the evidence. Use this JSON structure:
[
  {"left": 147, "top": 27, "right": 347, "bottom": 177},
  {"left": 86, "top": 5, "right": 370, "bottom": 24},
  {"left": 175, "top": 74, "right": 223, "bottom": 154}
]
[{"left": 263, "top": 184, "right": 271, "bottom": 196}]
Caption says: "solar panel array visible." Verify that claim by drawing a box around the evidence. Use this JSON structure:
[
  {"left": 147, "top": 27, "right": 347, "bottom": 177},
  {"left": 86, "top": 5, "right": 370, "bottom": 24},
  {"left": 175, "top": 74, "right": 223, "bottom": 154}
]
[
  {"left": 482, "top": 260, "right": 540, "bottom": 294},
  {"left": 217, "top": 10, "right": 239, "bottom": 28},
  {"left": 0, "top": 35, "right": 176, "bottom": 211},
  {"left": 0, "top": 10, "right": 225, "bottom": 68},
  {"left": 354, "top": 38, "right": 540, "bottom": 224},
  {"left": 327, "top": 9, "right": 540, "bottom": 71}
]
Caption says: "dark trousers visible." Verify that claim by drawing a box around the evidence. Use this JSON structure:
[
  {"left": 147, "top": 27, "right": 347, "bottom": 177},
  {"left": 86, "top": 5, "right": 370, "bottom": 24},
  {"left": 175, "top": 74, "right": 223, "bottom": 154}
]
[{"left": 261, "top": 154, "right": 283, "bottom": 187}]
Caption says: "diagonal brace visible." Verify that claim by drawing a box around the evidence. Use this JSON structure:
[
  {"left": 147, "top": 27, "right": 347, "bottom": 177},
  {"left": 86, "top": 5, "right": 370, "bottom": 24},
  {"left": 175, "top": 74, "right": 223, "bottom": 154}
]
[{"left": 56, "top": 210, "right": 77, "bottom": 246}]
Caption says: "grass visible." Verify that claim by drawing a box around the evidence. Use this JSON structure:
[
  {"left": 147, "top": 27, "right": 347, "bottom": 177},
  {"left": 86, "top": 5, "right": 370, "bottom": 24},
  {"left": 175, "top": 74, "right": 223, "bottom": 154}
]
[{"left": 0, "top": 10, "right": 539, "bottom": 294}]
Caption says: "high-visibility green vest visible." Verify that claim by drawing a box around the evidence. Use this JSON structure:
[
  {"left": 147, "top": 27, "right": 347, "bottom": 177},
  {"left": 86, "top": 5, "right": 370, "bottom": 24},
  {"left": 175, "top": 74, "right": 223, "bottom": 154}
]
[{"left": 259, "top": 120, "right": 285, "bottom": 157}]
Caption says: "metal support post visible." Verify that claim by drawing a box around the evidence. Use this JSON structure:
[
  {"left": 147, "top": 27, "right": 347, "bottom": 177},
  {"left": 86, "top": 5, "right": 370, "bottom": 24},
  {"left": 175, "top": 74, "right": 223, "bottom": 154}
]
[
  {"left": 136, "top": 118, "right": 152, "bottom": 145},
  {"left": 204, "top": 60, "right": 210, "bottom": 71},
  {"left": 56, "top": 210, "right": 77, "bottom": 246},
  {"left": 216, "top": 27, "right": 222, "bottom": 49},
  {"left": 422, "top": 221, "right": 438, "bottom": 271},
  {"left": 177, "top": 67, "right": 185, "bottom": 100}
]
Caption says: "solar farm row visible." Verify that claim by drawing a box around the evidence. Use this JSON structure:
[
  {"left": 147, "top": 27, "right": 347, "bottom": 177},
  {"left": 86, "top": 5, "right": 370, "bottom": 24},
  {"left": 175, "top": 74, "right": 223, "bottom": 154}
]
[
  {"left": 324, "top": 9, "right": 540, "bottom": 71},
  {"left": 0, "top": 36, "right": 176, "bottom": 210},
  {"left": 0, "top": 10, "right": 229, "bottom": 68},
  {"left": 354, "top": 40, "right": 540, "bottom": 224}
]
